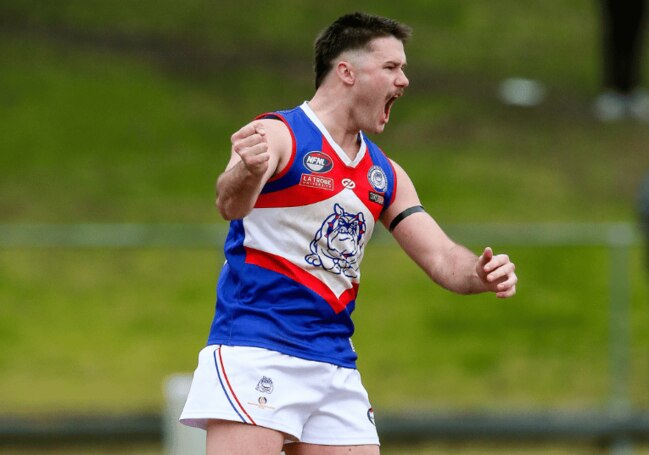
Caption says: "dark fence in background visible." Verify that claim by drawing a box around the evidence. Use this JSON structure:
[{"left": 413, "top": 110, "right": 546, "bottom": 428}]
[{"left": 2, "top": 411, "right": 649, "bottom": 445}]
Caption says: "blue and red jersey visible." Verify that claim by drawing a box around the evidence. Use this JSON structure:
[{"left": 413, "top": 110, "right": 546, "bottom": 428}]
[{"left": 207, "top": 102, "right": 398, "bottom": 368}]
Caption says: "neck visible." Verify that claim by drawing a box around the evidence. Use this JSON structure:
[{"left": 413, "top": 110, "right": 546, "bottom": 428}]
[{"left": 308, "top": 89, "right": 361, "bottom": 160}]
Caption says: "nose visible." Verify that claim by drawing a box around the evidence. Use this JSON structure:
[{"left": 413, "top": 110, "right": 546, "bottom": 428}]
[{"left": 397, "top": 69, "right": 409, "bottom": 88}]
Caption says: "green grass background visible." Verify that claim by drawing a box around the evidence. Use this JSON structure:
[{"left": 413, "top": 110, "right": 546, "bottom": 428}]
[{"left": 1, "top": 0, "right": 649, "bottom": 437}]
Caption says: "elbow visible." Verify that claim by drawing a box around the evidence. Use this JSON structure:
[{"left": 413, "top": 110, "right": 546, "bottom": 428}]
[
  {"left": 215, "top": 196, "right": 250, "bottom": 221},
  {"left": 215, "top": 178, "right": 234, "bottom": 220},
  {"left": 216, "top": 197, "right": 235, "bottom": 221}
]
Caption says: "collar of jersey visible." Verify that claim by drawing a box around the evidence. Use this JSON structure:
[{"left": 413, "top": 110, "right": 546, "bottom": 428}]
[{"left": 300, "top": 101, "right": 367, "bottom": 168}]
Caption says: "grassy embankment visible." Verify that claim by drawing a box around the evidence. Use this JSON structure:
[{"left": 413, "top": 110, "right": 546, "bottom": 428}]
[{"left": 1, "top": 1, "right": 648, "bottom": 419}]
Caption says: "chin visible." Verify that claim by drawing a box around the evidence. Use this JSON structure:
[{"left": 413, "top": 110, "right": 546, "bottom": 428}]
[
  {"left": 365, "top": 121, "right": 386, "bottom": 135},
  {"left": 374, "top": 123, "right": 387, "bottom": 134},
  {"left": 361, "top": 115, "right": 388, "bottom": 134}
]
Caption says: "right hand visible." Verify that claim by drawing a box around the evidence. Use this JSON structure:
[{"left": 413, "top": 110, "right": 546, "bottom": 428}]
[{"left": 230, "top": 122, "right": 270, "bottom": 177}]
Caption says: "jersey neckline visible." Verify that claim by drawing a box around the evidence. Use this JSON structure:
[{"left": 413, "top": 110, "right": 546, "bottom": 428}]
[{"left": 300, "top": 101, "right": 367, "bottom": 168}]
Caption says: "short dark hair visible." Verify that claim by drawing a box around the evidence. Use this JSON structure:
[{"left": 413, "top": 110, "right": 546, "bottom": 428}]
[{"left": 313, "top": 12, "right": 412, "bottom": 89}]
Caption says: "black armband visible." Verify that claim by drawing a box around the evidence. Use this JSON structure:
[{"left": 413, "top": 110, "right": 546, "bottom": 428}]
[{"left": 388, "top": 205, "right": 426, "bottom": 232}]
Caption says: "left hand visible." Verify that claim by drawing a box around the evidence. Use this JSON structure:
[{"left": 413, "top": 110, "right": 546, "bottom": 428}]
[{"left": 476, "top": 247, "right": 517, "bottom": 298}]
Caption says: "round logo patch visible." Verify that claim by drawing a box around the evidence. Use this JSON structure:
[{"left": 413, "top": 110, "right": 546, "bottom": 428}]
[
  {"left": 303, "top": 151, "right": 334, "bottom": 173},
  {"left": 367, "top": 166, "right": 387, "bottom": 192}
]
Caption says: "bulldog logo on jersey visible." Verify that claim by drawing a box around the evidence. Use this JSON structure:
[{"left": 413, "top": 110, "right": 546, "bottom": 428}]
[
  {"left": 303, "top": 151, "right": 334, "bottom": 173},
  {"left": 367, "top": 165, "right": 388, "bottom": 192},
  {"left": 305, "top": 203, "right": 366, "bottom": 278}
]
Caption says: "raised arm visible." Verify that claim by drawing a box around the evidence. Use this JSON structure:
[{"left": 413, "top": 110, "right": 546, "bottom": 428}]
[
  {"left": 216, "top": 119, "right": 292, "bottom": 220},
  {"left": 380, "top": 160, "right": 517, "bottom": 298}
]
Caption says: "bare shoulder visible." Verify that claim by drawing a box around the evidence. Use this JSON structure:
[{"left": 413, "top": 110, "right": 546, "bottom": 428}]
[
  {"left": 388, "top": 157, "right": 405, "bottom": 174},
  {"left": 256, "top": 118, "right": 292, "bottom": 147},
  {"left": 380, "top": 158, "right": 422, "bottom": 226},
  {"left": 256, "top": 118, "right": 293, "bottom": 172}
]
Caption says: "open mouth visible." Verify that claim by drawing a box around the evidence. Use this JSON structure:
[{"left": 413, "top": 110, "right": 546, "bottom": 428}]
[{"left": 383, "top": 93, "right": 402, "bottom": 122}]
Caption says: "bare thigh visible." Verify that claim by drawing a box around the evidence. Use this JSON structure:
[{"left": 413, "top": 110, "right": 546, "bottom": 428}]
[
  {"left": 206, "top": 419, "right": 286, "bottom": 455},
  {"left": 284, "top": 443, "right": 380, "bottom": 455}
]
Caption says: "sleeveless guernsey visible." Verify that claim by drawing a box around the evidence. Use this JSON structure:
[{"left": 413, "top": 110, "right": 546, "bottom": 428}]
[{"left": 207, "top": 102, "right": 397, "bottom": 368}]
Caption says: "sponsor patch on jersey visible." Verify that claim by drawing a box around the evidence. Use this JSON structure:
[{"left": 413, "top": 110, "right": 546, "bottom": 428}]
[
  {"left": 369, "top": 191, "right": 385, "bottom": 205},
  {"left": 300, "top": 173, "right": 334, "bottom": 191},
  {"left": 341, "top": 178, "right": 356, "bottom": 189},
  {"left": 367, "top": 165, "right": 388, "bottom": 192},
  {"left": 303, "top": 151, "right": 334, "bottom": 173}
]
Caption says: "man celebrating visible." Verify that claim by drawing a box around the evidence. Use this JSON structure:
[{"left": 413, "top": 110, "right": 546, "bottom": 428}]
[{"left": 181, "top": 12, "right": 517, "bottom": 455}]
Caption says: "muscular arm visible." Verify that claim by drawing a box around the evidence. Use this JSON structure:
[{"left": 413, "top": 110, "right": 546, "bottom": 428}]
[
  {"left": 380, "top": 160, "right": 517, "bottom": 298},
  {"left": 216, "top": 119, "right": 292, "bottom": 220}
]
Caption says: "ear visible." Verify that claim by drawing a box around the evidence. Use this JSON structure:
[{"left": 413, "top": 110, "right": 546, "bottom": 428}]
[{"left": 335, "top": 60, "right": 356, "bottom": 86}]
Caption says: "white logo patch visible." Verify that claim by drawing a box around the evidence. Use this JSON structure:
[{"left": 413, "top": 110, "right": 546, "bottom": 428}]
[
  {"left": 367, "top": 166, "right": 387, "bottom": 192},
  {"left": 342, "top": 178, "right": 356, "bottom": 189}
]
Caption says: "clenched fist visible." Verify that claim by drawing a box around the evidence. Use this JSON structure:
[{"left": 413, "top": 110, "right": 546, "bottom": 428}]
[{"left": 231, "top": 122, "right": 270, "bottom": 177}]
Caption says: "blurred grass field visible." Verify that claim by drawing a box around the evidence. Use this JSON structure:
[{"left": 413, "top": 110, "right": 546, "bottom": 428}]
[
  {"left": 2, "top": 1, "right": 649, "bottom": 453},
  {"left": 2, "top": 243, "right": 648, "bottom": 416}
]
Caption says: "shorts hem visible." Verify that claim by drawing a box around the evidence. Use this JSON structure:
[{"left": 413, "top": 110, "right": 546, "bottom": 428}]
[
  {"left": 208, "top": 339, "right": 357, "bottom": 369},
  {"left": 289, "top": 436, "right": 380, "bottom": 446},
  {"left": 179, "top": 412, "right": 301, "bottom": 441}
]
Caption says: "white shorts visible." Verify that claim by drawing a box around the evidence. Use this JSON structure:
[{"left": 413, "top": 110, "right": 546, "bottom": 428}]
[{"left": 179, "top": 345, "right": 379, "bottom": 446}]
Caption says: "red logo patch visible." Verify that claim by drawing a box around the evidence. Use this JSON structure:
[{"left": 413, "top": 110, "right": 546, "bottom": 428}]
[{"left": 300, "top": 173, "right": 334, "bottom": 191}]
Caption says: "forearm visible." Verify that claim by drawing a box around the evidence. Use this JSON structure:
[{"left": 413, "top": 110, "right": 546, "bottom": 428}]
[
  {"left": 216, "top": 162, "right": 266, "bottom": 220},
  {"left": 432, "top": 243, "right": 486, "bottom": 295},
  {"left": 385, "top": 161, "right": 516, "bottom": 299}
]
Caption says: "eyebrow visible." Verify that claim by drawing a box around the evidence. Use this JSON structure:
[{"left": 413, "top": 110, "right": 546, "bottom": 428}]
[{"left": 385, "top": 60, "right": 407, "bottom": 68}]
